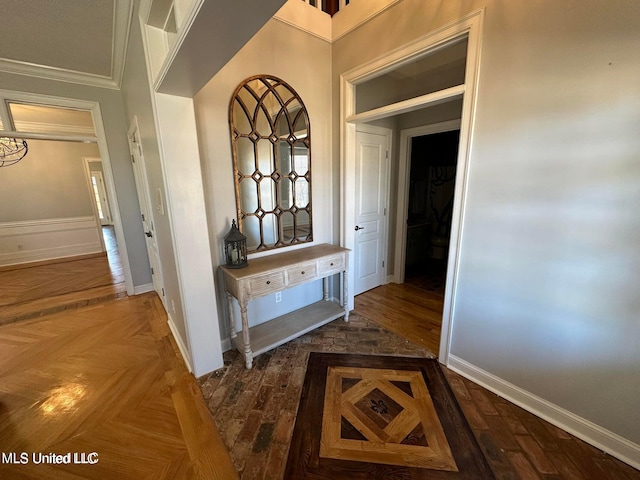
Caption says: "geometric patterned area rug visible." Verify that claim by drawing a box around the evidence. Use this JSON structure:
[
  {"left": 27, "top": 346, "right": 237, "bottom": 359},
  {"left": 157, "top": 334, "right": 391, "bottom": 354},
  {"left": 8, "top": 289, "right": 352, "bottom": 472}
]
[{"left": 285, "top": 353, "right": 495, "bottom": 479}]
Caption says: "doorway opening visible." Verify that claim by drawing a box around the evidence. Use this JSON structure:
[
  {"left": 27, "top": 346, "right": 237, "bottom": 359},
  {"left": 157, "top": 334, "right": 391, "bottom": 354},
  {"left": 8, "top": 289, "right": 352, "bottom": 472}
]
[
  {"left": 404, "top": 130, "right": 459, "bottom": 296},
  {"left": 341, "top": 10, "right": 484, "bottom": 362}
]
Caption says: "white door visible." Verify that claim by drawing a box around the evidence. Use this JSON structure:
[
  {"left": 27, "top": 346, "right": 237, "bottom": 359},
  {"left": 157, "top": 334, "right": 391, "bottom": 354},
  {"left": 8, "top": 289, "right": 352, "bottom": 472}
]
[
  {"left": 354, "top": 129, "right": 389, "bottom": 295},
  {"left": 90, "top": 171, "right": 112, "bottom": 226},
  {"left": 128, "top": 123, "right": 165, "bottom": 305}
]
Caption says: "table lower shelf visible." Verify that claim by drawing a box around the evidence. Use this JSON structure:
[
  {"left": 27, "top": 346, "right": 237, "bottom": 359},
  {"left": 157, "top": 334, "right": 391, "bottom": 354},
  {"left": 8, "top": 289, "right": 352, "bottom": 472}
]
[{"left": 232, "top": 299, "right": 346, "bottom": 359}]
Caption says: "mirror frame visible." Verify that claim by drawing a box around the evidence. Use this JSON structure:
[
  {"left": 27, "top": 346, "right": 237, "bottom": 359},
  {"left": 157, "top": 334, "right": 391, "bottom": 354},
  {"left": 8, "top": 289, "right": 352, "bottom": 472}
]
[{"left": 229, "top": 75, "right": 313, "bottom": 252}]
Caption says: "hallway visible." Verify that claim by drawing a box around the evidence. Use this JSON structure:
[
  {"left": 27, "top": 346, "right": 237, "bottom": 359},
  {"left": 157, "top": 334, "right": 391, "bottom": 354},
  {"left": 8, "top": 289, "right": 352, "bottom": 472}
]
[
  {"left": 0, "top": 227, "right": 126, "bottom": 326},
  {"left": 355, "top": 272, "right": 444, "bottom": 355}
]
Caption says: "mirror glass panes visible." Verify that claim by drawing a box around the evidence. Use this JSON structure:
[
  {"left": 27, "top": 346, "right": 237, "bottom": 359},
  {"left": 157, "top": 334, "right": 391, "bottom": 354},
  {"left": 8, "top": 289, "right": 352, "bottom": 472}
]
[
  {"left": 355, "top": 36, "right": 468, "bottom": 114},
  {"left": 8, "top": 103, "right": 95, "bottom": 136},
  {"left": 230, "top": 75, "right": 312, "bottom": 252}
]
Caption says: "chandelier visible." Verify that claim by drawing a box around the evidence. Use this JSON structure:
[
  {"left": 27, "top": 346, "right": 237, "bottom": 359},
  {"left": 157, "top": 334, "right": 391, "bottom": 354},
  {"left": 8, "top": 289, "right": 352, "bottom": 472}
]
[{"left": 0, "top": 137, "right": 29, "bottom": 167}]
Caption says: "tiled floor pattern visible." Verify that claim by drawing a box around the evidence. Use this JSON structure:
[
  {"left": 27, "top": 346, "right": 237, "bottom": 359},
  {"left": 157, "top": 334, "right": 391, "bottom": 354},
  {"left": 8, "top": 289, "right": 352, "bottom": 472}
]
[
  {"left": 199, "top": 313, "right": 640, "bottom": 480},
  {"left": 199, "top": 314, "right": 434, "bottom": 479}
]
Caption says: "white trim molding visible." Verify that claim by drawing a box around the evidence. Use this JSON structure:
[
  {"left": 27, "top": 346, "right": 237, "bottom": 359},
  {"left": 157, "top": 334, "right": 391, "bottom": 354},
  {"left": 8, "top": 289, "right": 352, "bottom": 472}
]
[
  {"left": 340, "top": 9, "right": 485, "bottom": 365},
  {"left": 168, "top": 314, "right": 193, "bottom": 373},
  {"left": 448, "top": 355, "right": 640, "bottom": 471},
  {"left": 332, "top": 0, "right": 402, "bottom": 42},
  {"left": 0, "top": 57, "right": 120, "bottom": 90},
  {"left": 0, "top": 88, "right": 136, "bottom": 296},
  {"left": 0, "top": 0, "right": 133, "bottom": 90},
  {"left": 394, "top": 119, "right": 461, "bottom": 284},
  {"left": 133, "top": 283, "right": 155, "bottom": 295},
  {"left": 272, "top": 0, "right": 404, "bottom": 44},
  {"left": 221, "top": 337, "right": 233, "bottom": 353},
  {"left": 274, "top": 0, "right": 332, "bottom": 42},
  {"left": 0, "top": 216, "right": 102, "bottom": 267}
]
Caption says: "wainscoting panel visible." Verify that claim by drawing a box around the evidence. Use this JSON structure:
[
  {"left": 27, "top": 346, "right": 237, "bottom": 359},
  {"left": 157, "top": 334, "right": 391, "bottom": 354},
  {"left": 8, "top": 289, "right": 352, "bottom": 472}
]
[{"left": 0, "top": 216, "right": 103, "bottom": 267}]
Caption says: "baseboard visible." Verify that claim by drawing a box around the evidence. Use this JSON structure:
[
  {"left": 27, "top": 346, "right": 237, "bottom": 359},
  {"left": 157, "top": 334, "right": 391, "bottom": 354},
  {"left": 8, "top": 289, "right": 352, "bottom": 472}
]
[
  {"left": 133, "top": 283, "right": 154, "bottom": 295},
  {"left": 221, "top": 337, "right": 233, "bottom": 352},
  {"left": 0, "top": 243, "right": 102, "bottom": 267},
  {"left": 448, "top": 355, "right": 640, "bottom": 470},
  {"left": 167, "top": 314, "right": 192, "bottom": 373}
]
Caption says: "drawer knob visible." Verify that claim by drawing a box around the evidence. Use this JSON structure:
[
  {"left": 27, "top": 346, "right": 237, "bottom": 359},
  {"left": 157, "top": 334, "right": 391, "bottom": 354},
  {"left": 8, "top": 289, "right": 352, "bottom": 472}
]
[
  {"left": 301, "top": 271, "right": 305, "bottom": 274},
  {"left": 266, "top": 281, "right": 271, "bottom": 285},
  {"left": 330, "top": 263, "right": 334, "bottom": 266}
]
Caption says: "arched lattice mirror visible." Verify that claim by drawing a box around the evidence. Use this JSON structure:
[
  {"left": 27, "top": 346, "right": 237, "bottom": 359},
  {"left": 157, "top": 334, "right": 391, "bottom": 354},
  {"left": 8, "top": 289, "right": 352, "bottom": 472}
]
[{"left": 229, "top": 75, "right": 312, "bottom": 252}]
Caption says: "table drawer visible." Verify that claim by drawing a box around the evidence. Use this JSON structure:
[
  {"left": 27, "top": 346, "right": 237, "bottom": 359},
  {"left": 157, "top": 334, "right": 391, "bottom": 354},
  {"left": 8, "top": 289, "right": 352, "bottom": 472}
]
[
  {"left": 318, "top": 254, "right": 345, "bottom": 275},
  {"left": 287, "top": 263, "right": 317, "bottom": 284},
  {"left": 249, "top": 272, "right": 286, "bottom": 296}
]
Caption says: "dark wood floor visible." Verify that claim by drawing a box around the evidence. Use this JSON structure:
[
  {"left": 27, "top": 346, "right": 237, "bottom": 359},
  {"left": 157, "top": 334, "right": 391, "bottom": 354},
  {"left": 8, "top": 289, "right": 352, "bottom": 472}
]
[{"left": 355, "top": 277, "right": 640, "bottom": 480}]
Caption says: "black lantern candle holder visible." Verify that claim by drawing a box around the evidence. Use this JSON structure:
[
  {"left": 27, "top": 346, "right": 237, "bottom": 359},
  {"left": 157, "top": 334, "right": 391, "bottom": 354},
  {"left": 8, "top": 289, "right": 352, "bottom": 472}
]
[{"left": 224, "top": 220, "right": 248, "bottom": 268}]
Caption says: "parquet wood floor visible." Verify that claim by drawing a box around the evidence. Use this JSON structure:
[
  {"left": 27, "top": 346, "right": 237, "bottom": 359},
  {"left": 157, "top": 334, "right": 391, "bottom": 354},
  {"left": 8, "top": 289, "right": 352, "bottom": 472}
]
[
  {"left": 0, "top": 227, "right": 126, "bottom": 326},
  {"left": 0, "top": 293, "right": 237, "bottom": 479}
]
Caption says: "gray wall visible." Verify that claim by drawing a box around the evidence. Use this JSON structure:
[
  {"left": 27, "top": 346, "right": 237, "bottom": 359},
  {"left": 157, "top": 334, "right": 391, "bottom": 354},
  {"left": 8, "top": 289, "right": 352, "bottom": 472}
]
[
  {"left": 0, "top": 140, "right": 98, "bottom": 222},
  {"left": 0, "top": 71, "right": 152, "bottom": 288},
  {"left": 120, "top": 3, "right": 188, "bottom": 350},
  {"left": 193, "top": 18, "right": 333, "bottom": 336},
  {"left": 333, "top": 0, "right": 640, "bottom": 445}
]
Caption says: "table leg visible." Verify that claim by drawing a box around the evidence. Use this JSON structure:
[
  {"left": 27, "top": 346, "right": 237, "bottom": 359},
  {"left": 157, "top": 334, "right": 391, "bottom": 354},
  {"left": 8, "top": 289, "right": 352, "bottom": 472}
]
[
  {"left": 240, "top": 302, "right": 253, "bottom": 369},
  {"left": 343, "top": 268, "right": 349, "bottom": 322},
  {"left": 225, "top": 291, "right": 236, "bottom": 339},
  {"left": 323, "top": 277, "right": 329, "bottom": 301}
]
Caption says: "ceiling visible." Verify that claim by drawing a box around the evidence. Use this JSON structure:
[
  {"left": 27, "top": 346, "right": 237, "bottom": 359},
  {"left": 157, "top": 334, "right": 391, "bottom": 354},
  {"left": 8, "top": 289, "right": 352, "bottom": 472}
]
[{"left": 0, "top": 0, "right": 133, "bottom": 89}]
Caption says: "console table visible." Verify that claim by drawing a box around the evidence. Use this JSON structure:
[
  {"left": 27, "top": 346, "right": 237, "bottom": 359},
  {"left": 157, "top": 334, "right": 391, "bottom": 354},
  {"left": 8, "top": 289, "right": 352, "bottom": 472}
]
[{"left": 220, "top": 243, "right": 349, "bottom": 368}]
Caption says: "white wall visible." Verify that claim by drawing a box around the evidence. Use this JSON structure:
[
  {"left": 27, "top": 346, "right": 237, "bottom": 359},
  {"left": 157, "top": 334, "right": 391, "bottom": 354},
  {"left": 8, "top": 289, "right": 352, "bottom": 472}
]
[
  {"left": 193, "top": 18, "right": 333, "bottom": 337},
  {"left": 333, "top": 0, "right": 640, "bottom": 454},
  {"left": 0, "top": 72, "right": 152, "bottom": 288}
]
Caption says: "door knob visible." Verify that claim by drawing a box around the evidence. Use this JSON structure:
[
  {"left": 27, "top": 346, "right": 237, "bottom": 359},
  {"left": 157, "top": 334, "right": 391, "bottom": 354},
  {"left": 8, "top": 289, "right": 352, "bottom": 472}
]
[
  {"left": 145, "top": 231, "right": 153, "bottom": 238},
  {"left": 354, "top": 225, "right": 365, "bottom": 231}
]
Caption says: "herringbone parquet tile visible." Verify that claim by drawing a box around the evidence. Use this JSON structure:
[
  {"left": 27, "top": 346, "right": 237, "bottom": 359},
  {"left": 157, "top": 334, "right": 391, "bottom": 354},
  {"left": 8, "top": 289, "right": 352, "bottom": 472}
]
[{"left": 0, "top": 294, "right": 237, "bottom": 479}]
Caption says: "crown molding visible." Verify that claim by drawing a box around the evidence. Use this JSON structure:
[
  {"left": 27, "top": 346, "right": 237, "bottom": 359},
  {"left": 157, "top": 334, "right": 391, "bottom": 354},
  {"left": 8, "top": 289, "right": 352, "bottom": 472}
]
[
  {"left": 0, "top": 0, "right": 133, "bottom": 91},
  {"left": 331, "top": 0, "right": 402, "bottom": 42},
  {"left": 273, "top": 0, "right": 402, "bottom": 44},
  {"left": 111, "top": 0, "right": 135, "bottom": 89},
  {"left": 273, "top": 1, "right": 331, "bottom": 43},
  {"left": 0, "top": 58, "right": 120, "bottom": 90}
]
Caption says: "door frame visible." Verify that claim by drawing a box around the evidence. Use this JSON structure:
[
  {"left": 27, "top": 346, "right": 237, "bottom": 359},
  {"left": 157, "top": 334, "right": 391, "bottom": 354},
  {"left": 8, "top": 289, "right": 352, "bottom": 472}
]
[
  {"left": 340, "top": 9, "right": 484, "bottom": 364},
  {"left": 393, "top": 119, "right": 461, "bottom": 284},
  {"left": 83, "top": 157, "right": 113, "bottom": 228},
  {"left": 127, "top": 116, "right": 166, "bottom": 306},
  {"left": 354, "top": 124, "right": 392, "bottom": 294},
  {"left": 0, "top": 88, "right": 135, "bottom": 294},
  {"left": 92, "top": 171, "right": 112, "bottom": 226}
]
